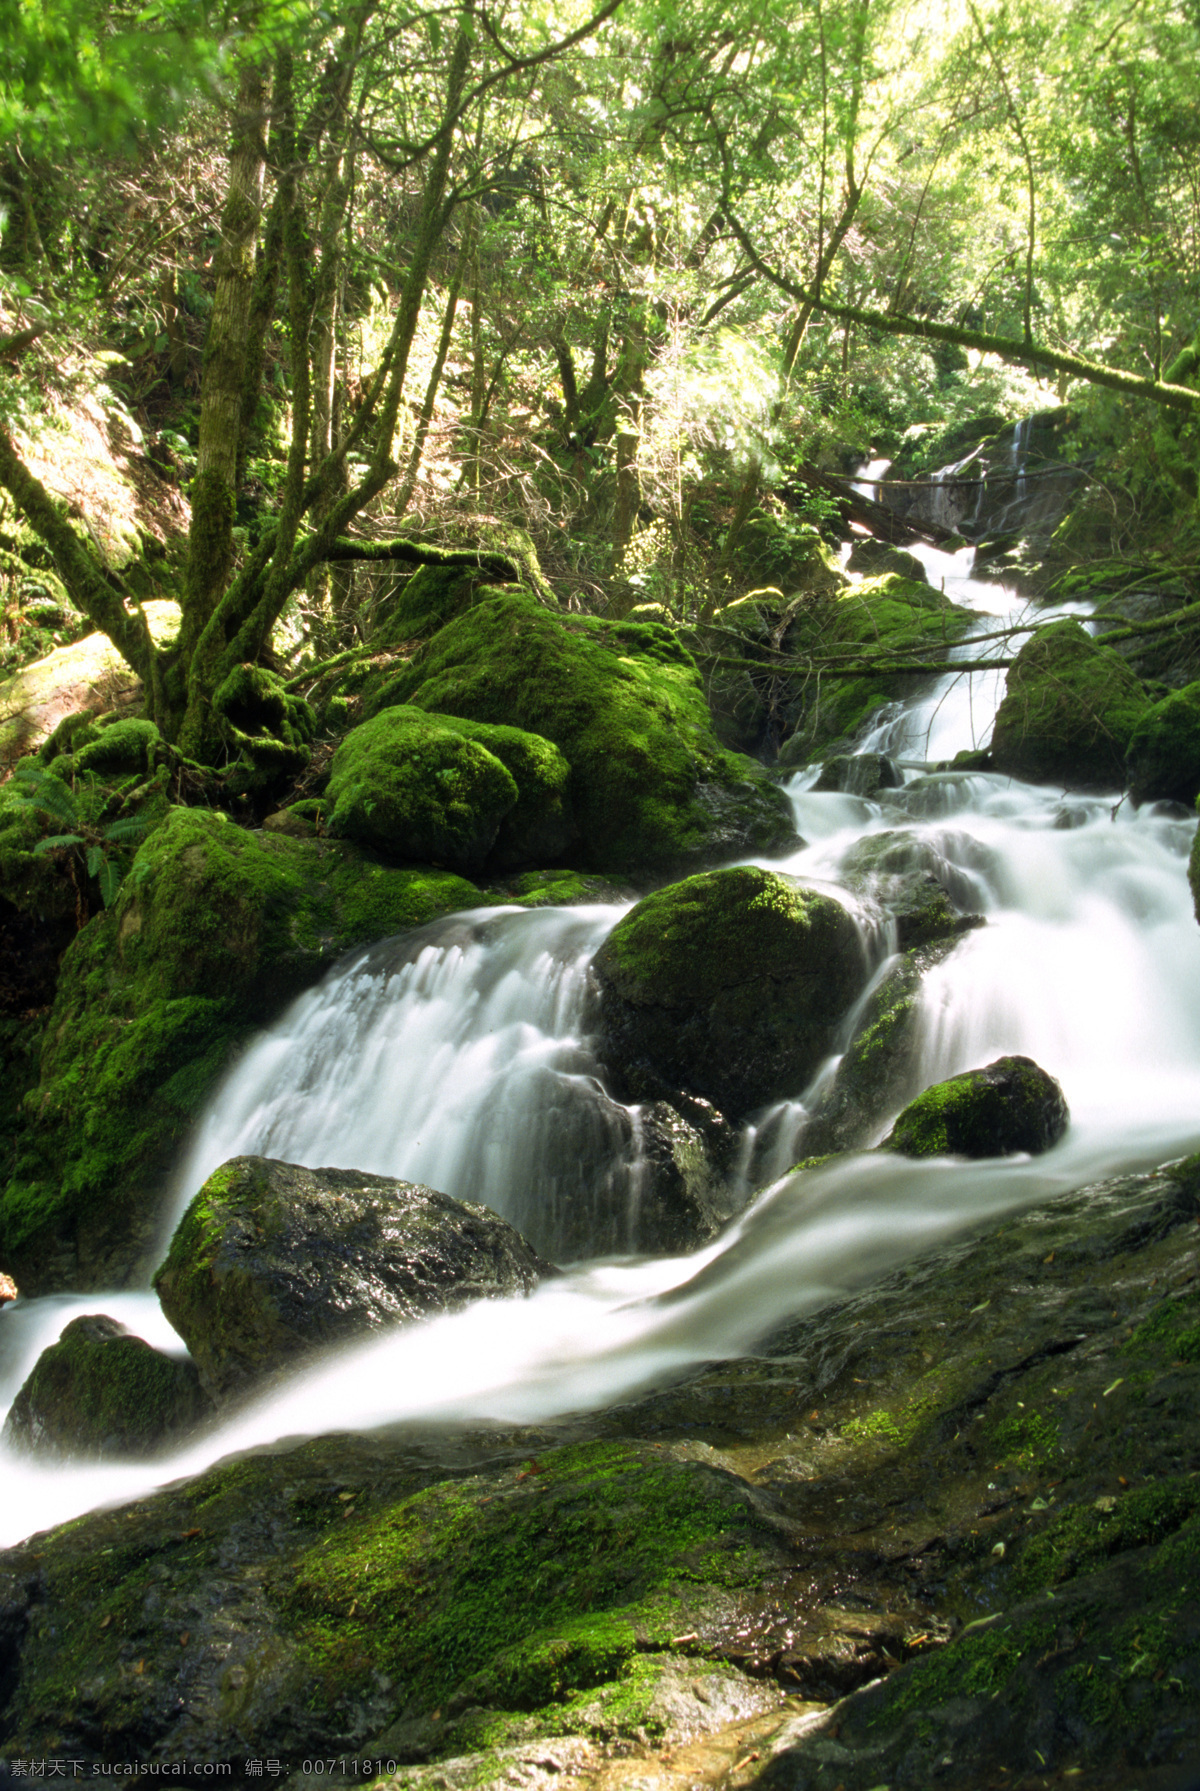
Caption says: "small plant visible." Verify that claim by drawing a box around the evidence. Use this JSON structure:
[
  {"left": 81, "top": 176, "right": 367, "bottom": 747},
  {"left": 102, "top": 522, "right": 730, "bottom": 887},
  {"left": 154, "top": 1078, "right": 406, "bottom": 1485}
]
[{"left": 9, "top": 760, "right": 148, "bottom": 911}]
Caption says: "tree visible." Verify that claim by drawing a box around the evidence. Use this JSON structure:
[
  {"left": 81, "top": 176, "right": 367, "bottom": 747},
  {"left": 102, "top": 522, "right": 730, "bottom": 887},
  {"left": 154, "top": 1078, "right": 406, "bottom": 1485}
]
[{"left": 0, "top": 0, "right": 625, "bottom": 763}]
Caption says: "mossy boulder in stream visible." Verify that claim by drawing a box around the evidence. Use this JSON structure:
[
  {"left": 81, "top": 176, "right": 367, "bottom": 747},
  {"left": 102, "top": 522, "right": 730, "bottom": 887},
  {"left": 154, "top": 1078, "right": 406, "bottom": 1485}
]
[
  {"left": 989, "top": 617, "right": 1152, "bottom": 790},
  {"left": 155, "top": 1156, "right": 554, "bottom": 1401},
  {"left": 0, "top": 807, "right": 499, "bottom": 1295},
  {"left": 882, "top": 1053, "right": 1069, "bottom": 1158},
  {"left": 1125, "top": 679, "right": 1200, "bottom": 807},
  {"left": 775, "top": 573, "right": 978, "bottom": 763},
  {"left": 1, "top": 1313, "right": 210, "bottom": 1458},
  {"left": 371, "top": 590, "right": 798, "bottom": 877},
  {"left": 592, "top": 866, "right": 869, "bottom": 1117}
]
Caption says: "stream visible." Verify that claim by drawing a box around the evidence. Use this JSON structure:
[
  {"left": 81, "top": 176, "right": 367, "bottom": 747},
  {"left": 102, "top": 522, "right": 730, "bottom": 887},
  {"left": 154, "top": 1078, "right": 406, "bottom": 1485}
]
[{"left": 4, "top": 542, "right": 1200, "bottom": 1553}]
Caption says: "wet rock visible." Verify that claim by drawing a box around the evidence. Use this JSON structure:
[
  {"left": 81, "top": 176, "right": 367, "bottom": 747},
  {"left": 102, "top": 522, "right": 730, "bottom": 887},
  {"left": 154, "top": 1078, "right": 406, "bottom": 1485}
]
[
  {"left": 839, "top": 826, "right": 988, "bottom": 947},
  {"left": 592, "top": 866, "right": 870, "bottom": 1118},
  {"left": 989, "top": 618, "right": 1152, "bottom": 790},
  {"left": 882, "top": 1054, "right": 1069, "bottom": 1158},
  {"left": 0, "top": 1434, "right": 791, "bottom": 1769},
  {"left": 632, "top": 1100, "right": 735, "bottom": 1254},
  {"left": 154, "top": 1156, "right": 554, "bottom": 1400},
  {"left": 812, "top": 752, "right": 902, "bottom": 797},
  {"left": 799, "top": 937, "right": 965, "bottom": 1155},
  {"left": 1, "top": 807, "right": 494, "bottom": 1296},
  {"left": 1126, "top": 680, "right": 1200, "bottom": 807},
  {"left": 1, "top": 1313, "right": 210, "bottom": 1458}
]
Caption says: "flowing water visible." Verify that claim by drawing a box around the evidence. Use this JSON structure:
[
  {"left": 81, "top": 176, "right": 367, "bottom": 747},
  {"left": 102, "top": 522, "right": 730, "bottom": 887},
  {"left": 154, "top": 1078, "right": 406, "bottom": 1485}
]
[{"left": 4, "top": 543, "right": 1200, "bottom": 1551}]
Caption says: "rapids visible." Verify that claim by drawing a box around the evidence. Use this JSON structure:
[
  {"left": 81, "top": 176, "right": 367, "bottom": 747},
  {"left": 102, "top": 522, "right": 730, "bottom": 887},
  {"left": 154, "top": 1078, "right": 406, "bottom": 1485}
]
[{"left": 4, "top": 542, "right": 1200, "bottom": 1551}]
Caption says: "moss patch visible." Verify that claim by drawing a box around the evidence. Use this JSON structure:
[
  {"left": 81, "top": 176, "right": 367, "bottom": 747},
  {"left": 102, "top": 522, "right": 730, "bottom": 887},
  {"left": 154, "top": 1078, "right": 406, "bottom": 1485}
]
[{"left": 990, "top": 617, "right": 1152, "bottom": 790}]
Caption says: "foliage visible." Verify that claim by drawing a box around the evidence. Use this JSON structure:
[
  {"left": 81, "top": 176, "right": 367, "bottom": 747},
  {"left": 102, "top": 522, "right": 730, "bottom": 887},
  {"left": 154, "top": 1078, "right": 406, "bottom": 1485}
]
[{"left": 6, "top": 759, "right": 147, "bottom": 909}]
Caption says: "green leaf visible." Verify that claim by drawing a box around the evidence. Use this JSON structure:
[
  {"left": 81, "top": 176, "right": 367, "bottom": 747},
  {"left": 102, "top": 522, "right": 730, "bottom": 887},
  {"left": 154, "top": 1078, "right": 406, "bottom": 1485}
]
[
  {"left": 103, "top": 815, "right": 149, "bottom": 843},
  {"left": 32, "top": 833, "right": 84, "bottom": 854},
  {"left": 97, "top": 858, "right": 123, "bottom": 908},
  {"left": 86, "top": 844, "right": 104, "bottom": 877}
]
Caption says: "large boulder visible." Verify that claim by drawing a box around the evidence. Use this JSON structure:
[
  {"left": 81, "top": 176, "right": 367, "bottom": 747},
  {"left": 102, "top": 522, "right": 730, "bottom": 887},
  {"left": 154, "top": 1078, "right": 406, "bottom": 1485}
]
[
  {"left": 1125, "top": 680, "right": 1200, "bottom": 807},
  {"left": 327, "top": 707, "right": 576, "bottom": 874},
  {"left": 327, "top": 708, "right": 520, "bottom": 873},
  {"left": 367, "top": 589, "right": 798, "bottom": 877},
  {"left": 154, "top": 1156, "right": 554, "bottom": 1400},
  {"left": 1, "top": 807, "right": 498, "bottom": 1294},
  {"left": 989, "top": 618, "right": 1152, "bottom": 790},
  {"left": 882, "top": 1054, "right": 1069, "bottom": 1159},
  {"left": 2, "top": 1313, "right": 210, "bottom": 1458},
  {"left": 591, "top": 866, "right": 869, "bottom": 1118}
]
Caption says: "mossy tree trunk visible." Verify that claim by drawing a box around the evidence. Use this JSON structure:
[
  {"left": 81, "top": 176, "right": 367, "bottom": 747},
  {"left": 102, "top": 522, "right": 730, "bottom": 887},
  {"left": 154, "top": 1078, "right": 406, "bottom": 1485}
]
[{"left": 178, "top": 58, "right": 268, "bottom": 673}]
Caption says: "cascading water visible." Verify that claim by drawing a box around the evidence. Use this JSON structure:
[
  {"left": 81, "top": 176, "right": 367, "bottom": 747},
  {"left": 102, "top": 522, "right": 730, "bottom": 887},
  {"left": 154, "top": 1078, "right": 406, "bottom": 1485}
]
[{"left": 4, "top": 541, "right": 1200, "bottom": 1554}]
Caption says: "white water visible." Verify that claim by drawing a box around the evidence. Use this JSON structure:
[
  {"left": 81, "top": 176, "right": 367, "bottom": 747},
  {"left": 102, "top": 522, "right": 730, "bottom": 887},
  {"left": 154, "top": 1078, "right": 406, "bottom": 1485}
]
[{"left": 4, "top": 542, "right": 1200, "bottom": 1550}]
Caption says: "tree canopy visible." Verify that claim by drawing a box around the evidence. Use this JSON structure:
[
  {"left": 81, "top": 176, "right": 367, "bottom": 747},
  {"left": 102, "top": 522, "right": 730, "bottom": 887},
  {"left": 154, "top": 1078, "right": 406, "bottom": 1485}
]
[{"left": 1, "top": 0, "right": 1197, "bottom": 764}]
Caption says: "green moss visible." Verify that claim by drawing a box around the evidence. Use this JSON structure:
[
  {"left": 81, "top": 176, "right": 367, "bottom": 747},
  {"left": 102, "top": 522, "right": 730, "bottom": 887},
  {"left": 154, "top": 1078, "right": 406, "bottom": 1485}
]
[
  {"left": 1127, "top": 681, "right": 1200, "bottom": 806},
  {"left": 4, "top": 1314, "right": 207, "bottom": 1456},
  {"left": 990, "top": 618, "right": 1152, "bottom": 790},
  {"left": 1123, "top": 1291, "right": 1200, "bottom": 1364},
  {"left": 486, "top": 869, "right": 632, "bottom": 907},
  {"left": 1013, "top": 1476, "right": 1200, "bottom": 1595},
  {"left": 988, "top": 1406, "right": 1060, "bottom": 1465},
  {"left": 286, "top": 1439, "right": 775, "bottom": 1721},
  {"left": 326, "top": 707, "right": 519, "bottom": 873},
  {"left": 780, "top": 574, "right": 977, "bottom": 761},
  {"left": 373, "top": 591, "right": 795, "bottom": 876},
  {"left": 878, "top": 1612, "right": 1057, "bottom": 1720}
]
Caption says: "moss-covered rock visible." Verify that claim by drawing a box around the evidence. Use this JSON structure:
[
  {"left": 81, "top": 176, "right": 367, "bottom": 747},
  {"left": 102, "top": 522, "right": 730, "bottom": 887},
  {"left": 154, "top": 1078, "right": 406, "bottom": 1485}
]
[
  {"left": 1125, "top": 680, "right": 1200, "bottom": 807},
  {"left": 882, "top": 1054, "right": 1069, "bottom": 1158},
  {"left": 371, "top": 591, "right": 798, "bottom": 877},
  {"left": 799, "top": 936, "right": 965, "bottom": 1155},
  {"left": 72, "top": 717, "right": 164, "bottom": 777},
  {"left": 989, "top": 618, "right": 1153, "bottom": 790},
  {"left": 592, "top": 866, "right": 869, "bottom": 1117},
  {"left": 327, "top": 707, "right": 521, "bottom": 874},
  {"left": 155, "top": 1156, "right": 554, "bottom": 1400},
  {"left": 1, "top": 1313, "right": 210, "bottom": 1458},
  {"left": 0, "top": 1433, "right": 789, "bottom": 1769},
  {"left": 0, "top": 807, "right": 499, "bottom": 1293},
  {"left": 423, "top": 712, "right": 577, "bottom": 870},
  {"left": 0, "top": 600, "right": 179, "bottom": 767},
  {"left": 812, "top": 750, "right": 903, "bottom": 797},
  {"left": 483, "top": 869, "right": 637, "bottom": 908}
]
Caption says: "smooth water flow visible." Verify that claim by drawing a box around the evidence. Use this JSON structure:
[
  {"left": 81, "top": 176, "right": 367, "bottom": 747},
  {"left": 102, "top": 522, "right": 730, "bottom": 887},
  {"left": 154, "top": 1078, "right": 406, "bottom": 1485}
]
[{"left": 5, "top": 542, "right": 1200, "bottom": 1550}]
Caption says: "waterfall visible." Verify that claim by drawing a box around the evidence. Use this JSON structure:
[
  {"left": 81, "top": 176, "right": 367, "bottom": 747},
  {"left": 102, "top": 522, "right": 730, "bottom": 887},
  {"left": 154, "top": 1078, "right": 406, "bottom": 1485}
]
[{"left": 4, "top": 542, "right": 1200, "bottom": 1552}]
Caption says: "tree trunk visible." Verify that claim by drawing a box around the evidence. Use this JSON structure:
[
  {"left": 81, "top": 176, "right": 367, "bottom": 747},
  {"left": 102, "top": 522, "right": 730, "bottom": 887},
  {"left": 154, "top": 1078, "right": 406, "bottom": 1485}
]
[{"left": 179, "top": 59, "right": 268, "bottom": 668}]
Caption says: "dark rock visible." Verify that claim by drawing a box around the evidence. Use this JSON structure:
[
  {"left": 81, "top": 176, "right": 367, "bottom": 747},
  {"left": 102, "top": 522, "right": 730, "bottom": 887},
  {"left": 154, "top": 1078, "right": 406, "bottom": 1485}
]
[
  {"left": 813, "top": 752, "right": 903, "bottom": 797},
  {"left": 1, "top": 1314, "right": 210, "bottom": 1458},
  {"left": 845, "top": 541, "right": 929, "bottom": 582},
  {"left": 592, "top": 866, "right": 870, "bottom": 1118},
  {"left": 632, "top": 1100, "right": 734, "bottom": 1253},
  {"left": 154, "top": 1156, "right": 554, "bottom": 1400},
  {"left": 1126, "top": 681, "right": 1200, "bottom": 806},
  {"left": 882, "top": 1054, "right": 1069, "bottom": 1158},
  {"left": 989, "top": 618, "right": 1152, "bottom": 790}
]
